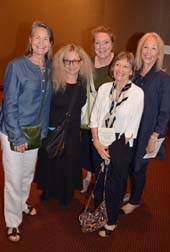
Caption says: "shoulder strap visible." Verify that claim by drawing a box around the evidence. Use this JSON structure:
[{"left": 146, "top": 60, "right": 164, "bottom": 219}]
[
  {"left": 90, "top": 74, "right": 96, "bottom": 94},
  {"left": 86, "top": 77, "right": 96, "bottom": 121},
  {"left": 84, "top": 160, "right": 109, "bottom": 211},
  {"left": 86, "top": 79, "right": 91, "bottom": 119},
  {"left": 67, "top": 84, "right": 79, "bottom": 115}
]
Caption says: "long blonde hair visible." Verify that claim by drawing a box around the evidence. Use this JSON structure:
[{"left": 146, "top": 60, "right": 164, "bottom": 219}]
[
  {"left": 135, "top": 32, "right": 164, "bottom": 71},
  {"left": 52, "top": 44, "right": 94, "bottom": 92}
]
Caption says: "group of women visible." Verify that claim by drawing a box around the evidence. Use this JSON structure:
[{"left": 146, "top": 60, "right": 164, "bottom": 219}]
[{"left": 0, "top": 21, "right": 170, "bottom": 242}]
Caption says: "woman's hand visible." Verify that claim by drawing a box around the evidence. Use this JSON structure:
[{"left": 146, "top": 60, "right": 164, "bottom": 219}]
[
  {"left": 146, "top": 137, "right": 156, "bottom": 153},
  {"left": 125, "top": 137, "right": 130, "bottom": 144},
  {"left": 93, "top": 139, "right": 110, "bottom": 160},
  {"left": 14, "top": 142, "right": 28, "bottom": 152},
  {"left": 146, "top": 138, "right": 155, "bottom": 153},
  {"left": 146, "top": 133, "right": 159, "bottom": 153}
]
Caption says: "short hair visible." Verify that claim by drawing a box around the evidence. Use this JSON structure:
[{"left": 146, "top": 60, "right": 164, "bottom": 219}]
[
  {"left": 91, "top": 26, "right": 115, "bottom": 44},
  {"left": 52, "top": 44, "right": 94, "bottom": 92},
  {"left": 110, "top": 51, "right": 135, "bottom": 80},
  {"left": 135, "top": 32, "right": 164, "bottom": 71},
  {"left": 25, "top": 21, "right": 54, "bottom": 59}
]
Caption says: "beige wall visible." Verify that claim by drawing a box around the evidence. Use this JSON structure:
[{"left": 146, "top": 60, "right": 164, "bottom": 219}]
[{"left": 1, "top": 0, "right": 170, "bottom": 82}]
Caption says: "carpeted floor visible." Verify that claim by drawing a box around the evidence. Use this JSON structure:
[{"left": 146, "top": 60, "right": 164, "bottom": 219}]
[{"left": 0, "top": 88, "right": 170, "bottom": 251}]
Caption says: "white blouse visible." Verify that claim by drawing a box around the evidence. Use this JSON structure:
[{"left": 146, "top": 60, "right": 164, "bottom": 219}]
[{"left": 90, "top": 81, "right": 144, "bottom": 147}]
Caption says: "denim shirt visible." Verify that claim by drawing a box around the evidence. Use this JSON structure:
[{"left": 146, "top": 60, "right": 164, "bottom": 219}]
[
  {"left": 1, "top": 55, "right": 52, "bottom": 146},
  {"left": 132, "top": 65, "right": 170, "bottom": 164}
]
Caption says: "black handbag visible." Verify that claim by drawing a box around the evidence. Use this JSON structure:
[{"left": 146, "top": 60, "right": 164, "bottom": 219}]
[
  {"left": 41, "top": 87, "right": 78, "bottom": 159},
  {"left": 10, "top": 70, "right": 48, "bottom": 151},
  {"left": 41, "top": 113, "right": 70, "bottom": 159},
  {"left": 79, "top": 161, "right": 109, "bottom": 233}
]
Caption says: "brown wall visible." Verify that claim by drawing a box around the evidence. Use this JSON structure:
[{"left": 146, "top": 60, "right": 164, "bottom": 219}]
[{"left": 1, "top": 0, "right": 170, "bottom": 82}]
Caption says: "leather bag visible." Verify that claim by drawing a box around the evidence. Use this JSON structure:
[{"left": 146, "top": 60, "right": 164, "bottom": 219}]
[
  {"left": 41, "top": 114, "right": 70, "bottom": 159},
  {"left": 41, "top": 86, "right": 78, "bottom": 159}
]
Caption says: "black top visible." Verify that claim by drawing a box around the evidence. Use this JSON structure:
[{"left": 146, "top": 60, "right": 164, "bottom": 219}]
[{"left": 49, "top": 82, "right": 86, "bottom": 153}]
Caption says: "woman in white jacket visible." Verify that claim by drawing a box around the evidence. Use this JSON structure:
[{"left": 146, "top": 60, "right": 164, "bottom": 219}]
[{"left": 90, "top": 52, "right": 144, "bottom": 237}]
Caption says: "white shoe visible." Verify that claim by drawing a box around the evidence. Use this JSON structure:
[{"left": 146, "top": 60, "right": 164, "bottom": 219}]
[{"left": 80, "top": 178, "right": 91, "bottom": 193}]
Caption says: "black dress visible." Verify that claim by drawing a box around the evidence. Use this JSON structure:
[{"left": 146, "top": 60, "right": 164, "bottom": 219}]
[{"left": 35, "top": 82, "right": 86, "bottom": 207}]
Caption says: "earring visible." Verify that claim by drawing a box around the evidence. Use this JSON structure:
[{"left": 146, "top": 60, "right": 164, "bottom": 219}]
[{"left": 29, "top": 44, "right": 32, "bottom": 54}]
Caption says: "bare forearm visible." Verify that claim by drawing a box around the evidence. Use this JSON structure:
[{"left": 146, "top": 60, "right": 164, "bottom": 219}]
[{"left": 91, "top": 128, "right": 110, "bottom": 160}]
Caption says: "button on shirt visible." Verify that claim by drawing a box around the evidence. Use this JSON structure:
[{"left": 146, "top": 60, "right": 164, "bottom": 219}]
[{"left": 1, "top": 55, "right": 52, "bottom": 146}]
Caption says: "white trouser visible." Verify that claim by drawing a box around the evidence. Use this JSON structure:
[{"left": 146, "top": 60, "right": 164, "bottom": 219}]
[{"left": 0, "top": 133, "right": 38, "bottom": 228}]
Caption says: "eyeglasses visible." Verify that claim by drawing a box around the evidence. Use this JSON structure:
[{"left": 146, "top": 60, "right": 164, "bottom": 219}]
[{"left": 63, "top": 59, "right": 81, "bottom": 66}]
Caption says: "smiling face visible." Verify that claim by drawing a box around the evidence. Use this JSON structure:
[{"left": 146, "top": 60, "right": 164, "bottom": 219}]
[
  {"left": 63, "top": 50, "right": 81, "bottom": 79},
  {"left": 30, "top": 27, "right": 51, "bottom": 57},
  {"left": 113, "top": 58, "right": 132, "bottom": 85},
  {"left": 93, "top": 32, "right": 113, "bottom": 59},
  {"left": 141, "top": 35, "right": 160, "bottom": 68}
]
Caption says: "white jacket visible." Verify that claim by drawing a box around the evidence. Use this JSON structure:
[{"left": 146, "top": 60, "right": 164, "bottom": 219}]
[{"left": 90, "top": 81, "right": 144, "bottom": 147}]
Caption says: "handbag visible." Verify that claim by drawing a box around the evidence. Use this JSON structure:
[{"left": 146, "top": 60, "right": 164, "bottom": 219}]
[
  {"left": 21, "top": 124, "right": 41, "bottom": 150},
  {"left": 41, "top": 87, "right": 78, "bottom": 159},
  {"left": 79, "top": 161, "right": 109, "bottom": 233},
  {"left": 41, "top": 114, "right": 69, "bottom": 159},
  {"left": 10, "top": 69, "right": 48, "bottom": 151},
  {"left": 79, "top": 201, "right": 106, "bottom": 233},
  {"left": 81, "top": 77, "right": 96, "bottom": 129}
]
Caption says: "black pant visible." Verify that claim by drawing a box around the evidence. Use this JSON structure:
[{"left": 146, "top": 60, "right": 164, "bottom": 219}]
[
  {"left": 129, "top": 159, "right": 149, "bottom": 205},
  {"left": 94, "top": 135, "right": 130, "bottom": 225},
  {"left": 81, "top": 129, "right": 104, "bottom": 174}
]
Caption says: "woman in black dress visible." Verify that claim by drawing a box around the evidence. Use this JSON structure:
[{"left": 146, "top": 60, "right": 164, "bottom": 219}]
[{"left": 35, "top": 44, "right": 93, "bottom": 208}]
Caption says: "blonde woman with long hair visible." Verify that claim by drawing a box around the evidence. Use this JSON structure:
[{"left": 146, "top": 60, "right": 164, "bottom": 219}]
[
  {"left": 36, "top": 44, "right": 93, "bottom": 208},
  {"left": 120, "top": 32, "right": 170, "bottom": 215}
]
